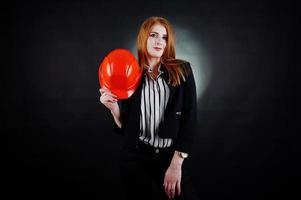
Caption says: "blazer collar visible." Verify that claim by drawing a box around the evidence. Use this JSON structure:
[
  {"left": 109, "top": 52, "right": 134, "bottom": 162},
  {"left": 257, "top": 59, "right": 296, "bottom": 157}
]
[{"left": 158, "top": 63, "right": 169, "bottom": 83}]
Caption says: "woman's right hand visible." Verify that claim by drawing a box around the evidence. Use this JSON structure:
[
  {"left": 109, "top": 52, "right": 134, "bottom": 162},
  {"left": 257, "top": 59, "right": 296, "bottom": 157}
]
[
  {"left": 99, "top": 88, "right": 122, "bottom": 128},
  {"left": 99, "top": 88, "right": 118, "bottom": 110}
]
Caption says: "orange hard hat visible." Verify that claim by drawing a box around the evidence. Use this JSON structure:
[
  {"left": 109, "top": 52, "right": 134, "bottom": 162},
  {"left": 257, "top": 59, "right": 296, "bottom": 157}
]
[{"left": 98, "top": 48, "right": 142, "bottom": 99}]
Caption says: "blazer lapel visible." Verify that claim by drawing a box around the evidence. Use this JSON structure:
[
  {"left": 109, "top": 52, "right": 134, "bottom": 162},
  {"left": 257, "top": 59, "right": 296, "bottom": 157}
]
[{"left": 160, "top": 64, "right": 176, "bottom": 112}]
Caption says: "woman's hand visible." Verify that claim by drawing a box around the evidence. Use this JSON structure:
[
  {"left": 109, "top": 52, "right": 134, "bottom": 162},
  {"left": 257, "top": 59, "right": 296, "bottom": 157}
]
[
  {"left": 99, "top": 88, "right": 121, "bottom": 128},
  {"left": 99, "top": 88, "right": 117, "bottom": 110},
  {"left": 163, "top": 151, "right": 184, "bottom": 199}
]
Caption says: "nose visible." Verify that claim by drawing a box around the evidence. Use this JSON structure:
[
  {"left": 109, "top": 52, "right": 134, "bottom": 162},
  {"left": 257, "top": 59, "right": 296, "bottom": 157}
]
[{"left": 155, "top": 37, "right": 163, "bottom": 44}]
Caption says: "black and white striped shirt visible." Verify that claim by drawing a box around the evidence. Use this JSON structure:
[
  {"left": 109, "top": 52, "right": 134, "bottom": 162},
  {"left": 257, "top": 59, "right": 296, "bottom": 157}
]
[{"left": 139, "top": 64, "right": 173, "bottom": 148}]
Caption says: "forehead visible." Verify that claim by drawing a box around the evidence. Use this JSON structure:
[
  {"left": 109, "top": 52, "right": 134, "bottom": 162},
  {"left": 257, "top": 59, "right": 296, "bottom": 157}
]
[{"left": 150, "top": 24, "right": 167, "bottom": 35}]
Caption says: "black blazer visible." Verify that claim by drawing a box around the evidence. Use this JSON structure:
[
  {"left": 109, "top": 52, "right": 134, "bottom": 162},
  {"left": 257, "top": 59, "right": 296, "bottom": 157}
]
[{"left": 113, "top": 62, "right": 197, "bottom": 154}]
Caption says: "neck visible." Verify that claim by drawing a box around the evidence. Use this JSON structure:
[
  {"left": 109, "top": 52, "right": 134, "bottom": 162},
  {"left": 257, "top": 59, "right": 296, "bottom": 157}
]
[{"left": 147, "top": 58, "right": 160, "bottom": 69}]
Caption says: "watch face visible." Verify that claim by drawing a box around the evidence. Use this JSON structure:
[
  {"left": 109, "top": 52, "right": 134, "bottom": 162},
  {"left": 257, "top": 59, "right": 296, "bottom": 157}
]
[{"left": 180, "top": 152, "right": 188, "bottom": 158}]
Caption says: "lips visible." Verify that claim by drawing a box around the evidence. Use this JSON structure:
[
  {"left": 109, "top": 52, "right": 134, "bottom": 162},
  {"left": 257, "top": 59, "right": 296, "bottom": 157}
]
[{"left": 154, "top": 47, "right": 162, "bottom": 51}]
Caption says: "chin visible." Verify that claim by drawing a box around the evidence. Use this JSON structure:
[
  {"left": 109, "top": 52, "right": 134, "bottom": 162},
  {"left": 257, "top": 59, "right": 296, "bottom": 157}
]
[{"left": 151, "top": 53, "right": 163, "bottom": 58}]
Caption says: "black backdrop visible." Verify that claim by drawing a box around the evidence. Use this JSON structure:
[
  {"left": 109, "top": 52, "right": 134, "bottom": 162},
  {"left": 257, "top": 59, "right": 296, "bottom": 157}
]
[{"left": 6, "top": 0, "right": 297, "bottom": 199}]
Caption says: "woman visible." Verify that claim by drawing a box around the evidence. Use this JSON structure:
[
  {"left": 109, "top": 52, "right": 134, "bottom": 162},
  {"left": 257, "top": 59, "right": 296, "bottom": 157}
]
[{"left": 100, "top": 16, "right": 198, "bottom": 200}]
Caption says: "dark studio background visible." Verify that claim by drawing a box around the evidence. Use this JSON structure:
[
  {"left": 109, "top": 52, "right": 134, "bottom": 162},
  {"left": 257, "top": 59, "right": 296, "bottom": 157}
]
[{"left": 5, "top": 0, "right": 297, "bottom": 199}]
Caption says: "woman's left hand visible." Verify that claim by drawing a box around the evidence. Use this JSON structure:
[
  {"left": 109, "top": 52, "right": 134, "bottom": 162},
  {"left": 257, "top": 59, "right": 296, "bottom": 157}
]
[{"left": 163, "top": 151, "right": 184, "bottom": 199}]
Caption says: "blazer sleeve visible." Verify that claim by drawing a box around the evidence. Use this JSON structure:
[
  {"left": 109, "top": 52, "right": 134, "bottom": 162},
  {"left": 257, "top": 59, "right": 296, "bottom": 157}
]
[
  {"left": 174, "top": 62, "right": 197, "bottom": 154},
  {"left": 112, "top": 99, "right": 130, "bottom": 135}
]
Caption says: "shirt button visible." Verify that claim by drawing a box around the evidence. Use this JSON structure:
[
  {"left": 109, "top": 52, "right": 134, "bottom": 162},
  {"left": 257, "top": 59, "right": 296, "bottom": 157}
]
[{"left": 155, "top": 149, "right": 160, "bottom": 153}]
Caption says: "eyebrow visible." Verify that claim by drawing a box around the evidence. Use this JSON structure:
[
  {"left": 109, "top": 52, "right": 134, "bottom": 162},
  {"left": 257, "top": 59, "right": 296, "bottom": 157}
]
[{"left": 150, "top": 31, "right": 167, "bottom": 37}]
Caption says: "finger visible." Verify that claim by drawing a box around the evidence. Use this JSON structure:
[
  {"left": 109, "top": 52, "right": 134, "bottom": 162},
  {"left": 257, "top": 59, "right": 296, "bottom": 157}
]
[
  {"left": 164, "top": 183, "right": 169, "bottom": 198},
  {"left": 100, "top": 92, "right": 111, "bottom": 100},
  {"left": 177, "top": 180, "right": 181, "bottom": 196},
  {"left": 101, "top": 90, "right": 118, "bottom": 99},
  {"left": 102, "top": 102, "right": 116, "bottom": 110},
  {"left": 102, "top": 96, "right": 117, "bottom": 104},
  {"left": 100, "top": 96, "right": 104, "bottom": 103},
  {"left": 168, "top": 184, "right": 173, "bottom": 199},
  {"left": 100, "top": 94, "right": 107, "bottom": 103},
  {"left": 164, "top": 182, "right": 169, "bottom": 198},
  {"left": 107, "top": 96, "right": 117, "bottom": 103},
  {"left": 105, "top": 102, "right": 116, "bottom": 108},
  {"left": 100, "top": 87, "right": 111, "bottom": 95},
  {"left": 171, "top": 184, "right": 176, "bottom": 199},
  {"left": 100, "top": 94, "right": 112, "bottom": 102},
  {"left": 99, "top": 88, "right": 105, "bottom": 95},
  {"left": 101, "top": 87, "right": 114, "bottom": 95},
  {"left": 107, "top": 99, "right": 117, "bottom": 103}
]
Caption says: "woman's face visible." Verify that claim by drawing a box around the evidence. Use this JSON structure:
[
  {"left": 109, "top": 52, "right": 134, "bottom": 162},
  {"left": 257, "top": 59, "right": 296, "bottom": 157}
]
[{"left": 146, "top": 23, "right": 167, "bottom": 60}]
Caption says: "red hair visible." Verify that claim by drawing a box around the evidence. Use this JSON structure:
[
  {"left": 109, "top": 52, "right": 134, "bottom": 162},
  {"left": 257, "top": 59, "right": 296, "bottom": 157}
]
[{"left": 136, "top": 16, "right": 187, "bottom": 86}]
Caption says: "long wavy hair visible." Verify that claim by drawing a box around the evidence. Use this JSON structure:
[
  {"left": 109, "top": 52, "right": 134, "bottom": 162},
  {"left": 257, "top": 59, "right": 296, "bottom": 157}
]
[{"left": 136, "top": 16, "right": 188, "bottom": 86}]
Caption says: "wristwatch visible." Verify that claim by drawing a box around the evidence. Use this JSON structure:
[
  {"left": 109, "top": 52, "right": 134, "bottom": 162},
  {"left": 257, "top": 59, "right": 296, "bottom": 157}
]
[{"left": 178, "top": 151, "right": 189, "bottom": 159}]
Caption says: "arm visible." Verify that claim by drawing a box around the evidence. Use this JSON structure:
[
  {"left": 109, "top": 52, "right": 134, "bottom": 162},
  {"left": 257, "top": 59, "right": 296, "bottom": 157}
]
[
  {"left": 111, "top": 99, "right": 129, "bottom": 135},
  {"left": 164, "top": 62, "right": 197, "bottom": 199},
  {"left": 99, "top": 88, "right": 122, "bottom": 129},
  {"left": 174, "top": 62, "right": 197, "bottom": 154},
  {"left": 110, "top": 105, "right": 122, "bottom": 128}
]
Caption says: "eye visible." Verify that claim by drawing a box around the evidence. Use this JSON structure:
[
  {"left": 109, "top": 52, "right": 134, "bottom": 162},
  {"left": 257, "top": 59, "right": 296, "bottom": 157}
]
[
  {"left": 149, "top": 33, "right": 157, "bottom": 38},
  {"left": 163, "top": 36, "right": 167, "bottom": 41}
]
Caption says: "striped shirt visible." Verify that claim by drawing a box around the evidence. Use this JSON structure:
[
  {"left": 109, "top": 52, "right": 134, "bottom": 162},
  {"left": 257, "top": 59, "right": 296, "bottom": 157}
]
[{"left": 139, "top": 64, "right": 173, "bottom": 148}]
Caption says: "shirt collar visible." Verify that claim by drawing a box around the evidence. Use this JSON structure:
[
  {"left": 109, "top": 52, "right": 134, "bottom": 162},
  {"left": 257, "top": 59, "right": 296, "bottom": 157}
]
[
  {"left": 143, "top": 63, "right": 169, "bottom": 83},
  {"left": 144, "top": 63, "right": 163, "bottom": 73},
  {"left": 144, "top": 63, "right": 164, "bottom": 76}
]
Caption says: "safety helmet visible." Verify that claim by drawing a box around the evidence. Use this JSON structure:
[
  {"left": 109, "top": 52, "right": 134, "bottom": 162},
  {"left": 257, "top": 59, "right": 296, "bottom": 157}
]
[{"left": 98, "top": 48, "right": 142, "bottom": 99}]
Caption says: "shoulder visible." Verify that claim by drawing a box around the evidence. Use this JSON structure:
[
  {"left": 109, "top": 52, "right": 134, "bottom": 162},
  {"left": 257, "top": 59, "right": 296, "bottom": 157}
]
[
  {"left": 183, "top": 61, "right": 192, "bottom": 71},
  {"left": 179, "top": 61, "right": 193, "bottom": 78}
]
